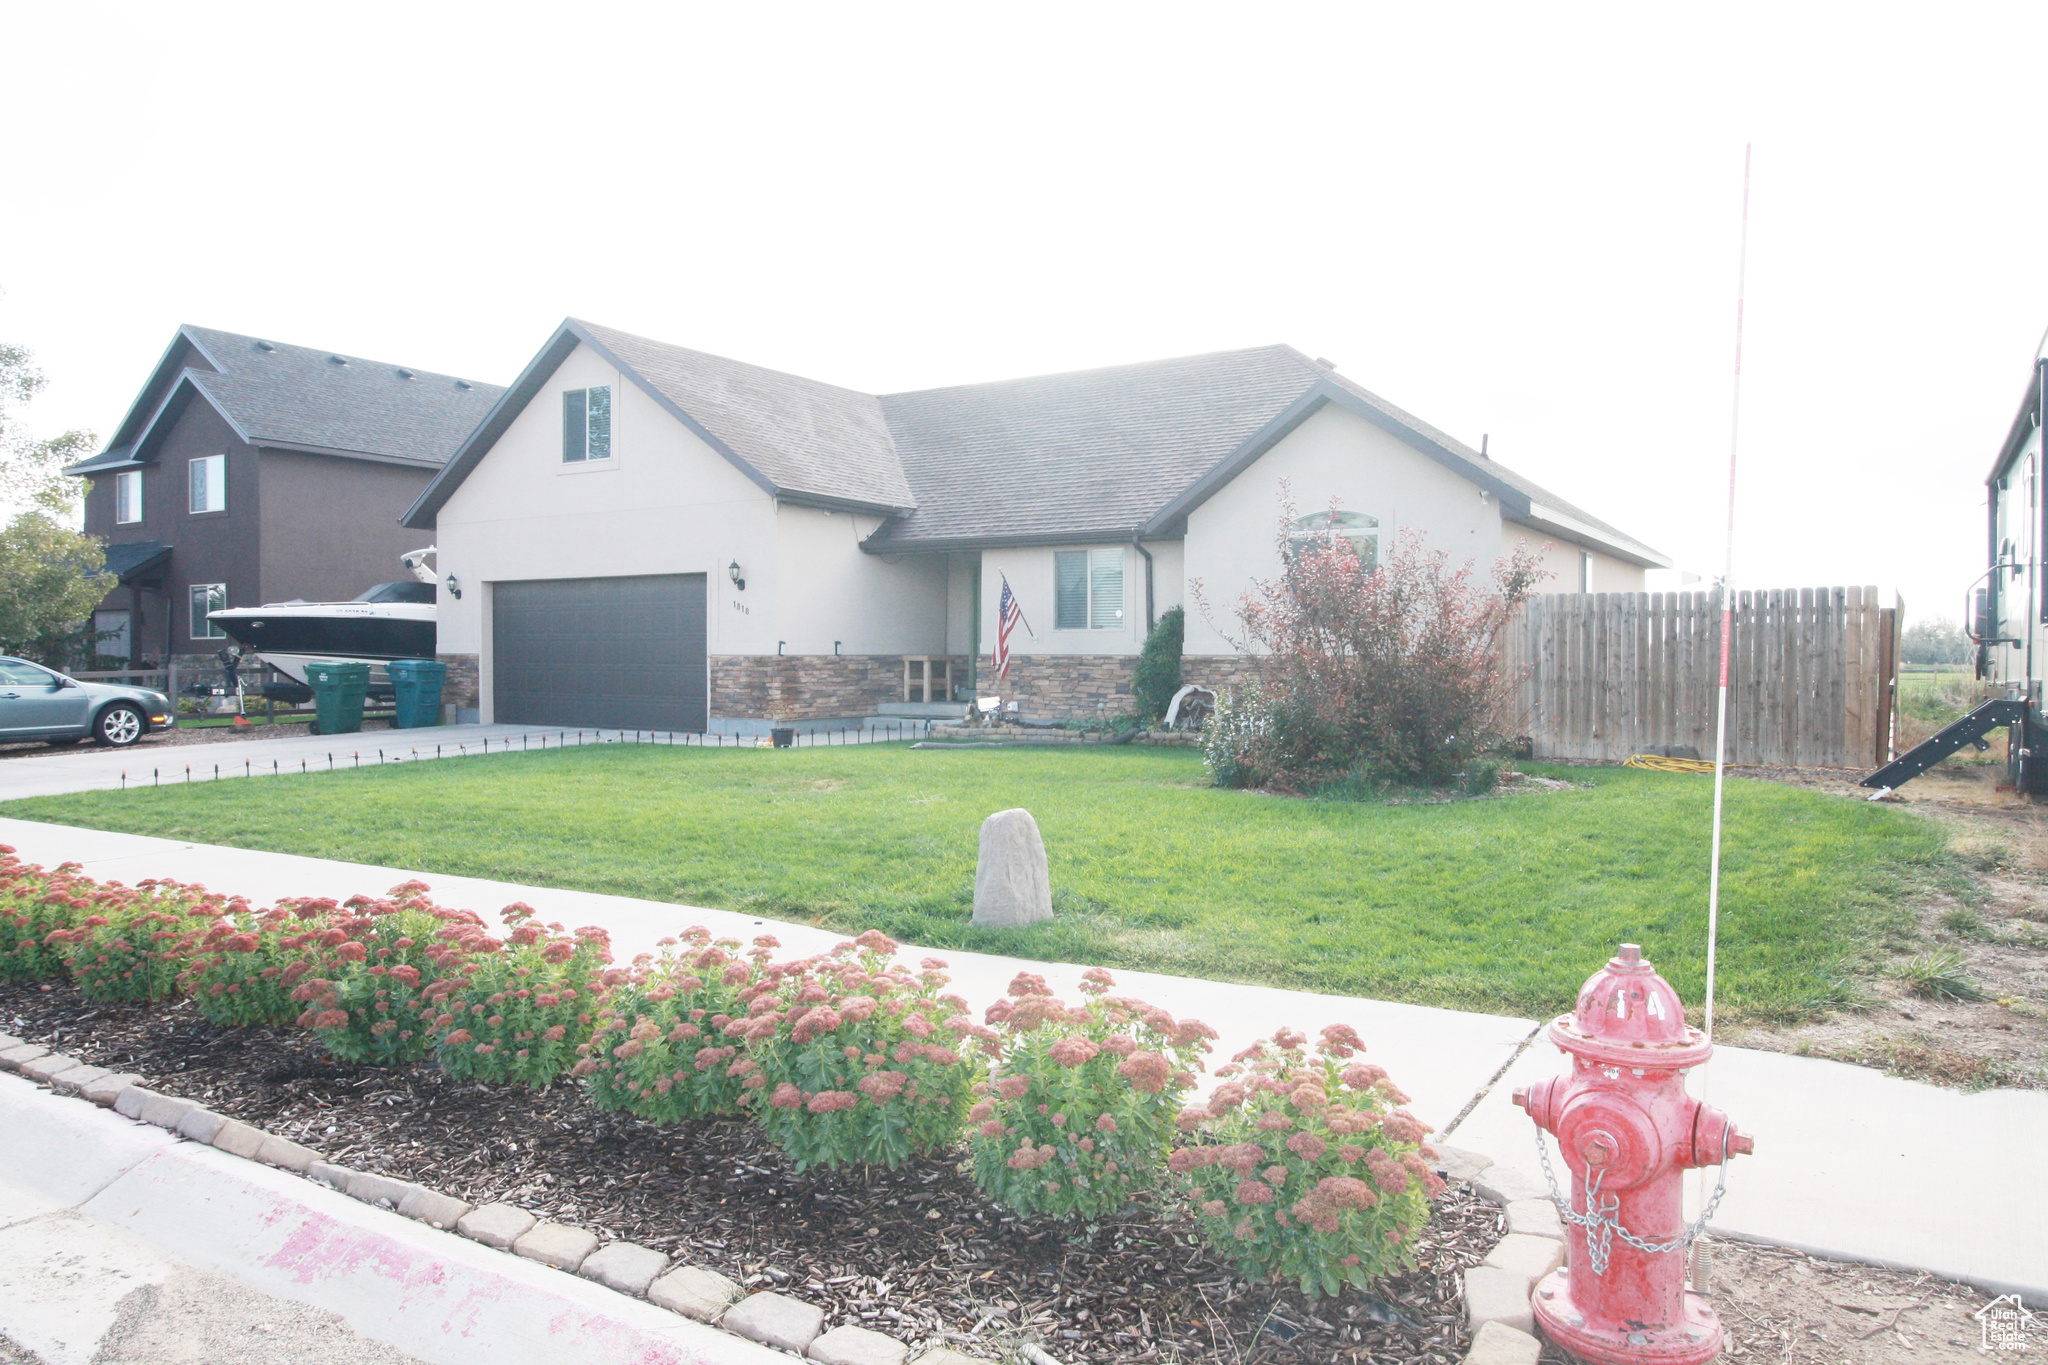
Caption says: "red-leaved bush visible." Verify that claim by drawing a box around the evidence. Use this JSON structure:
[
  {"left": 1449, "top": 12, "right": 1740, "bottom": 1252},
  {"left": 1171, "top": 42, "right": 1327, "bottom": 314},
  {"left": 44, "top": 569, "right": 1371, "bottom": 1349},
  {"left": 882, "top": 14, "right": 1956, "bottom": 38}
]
[
  {"left": 1198, "top": 494, "right": 1544, "bottom": 789},
  {"left": 0, "top": 847, "right": 93, "bottom": 983},
  {"left": 290, "top": 882, "right": 486, "bottom": 1065},
  {"left": 737, "top": 931, "right": 987, "bottom": 1171},
  {"left": 178, "top": 900, "right": 308, "bottom": 1027},
  {"left": 579, "top": 927, "right": 765, "bottom": 1121},
  {"left": 1171, "top": 1024, "right": 1442, "bottom": 1296},
  {"left": 968, "top": 967, "right": 1215, "bottom": 1220},
  {"left": 46, "top": 877, "right": 219, "bottom": 1003}
]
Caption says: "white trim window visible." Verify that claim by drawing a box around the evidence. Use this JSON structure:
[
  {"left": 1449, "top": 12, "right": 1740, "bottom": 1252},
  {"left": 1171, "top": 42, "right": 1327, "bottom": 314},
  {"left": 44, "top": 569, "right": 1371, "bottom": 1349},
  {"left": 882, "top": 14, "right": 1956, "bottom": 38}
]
[
  {"left": 114, "top": 469, "right": 143, "bottom": 524},
  {"left": 189, "top": 583, "right": 226, "bottom": 640},
  {"left": 1289, "top": 509, "right": 1379, "bottom": 572},
  {"left": 1054, "top": 548, "right": 1125, "bottom": 631},
  {"left": 562, "top": 386, "right": 613, "bottom": 463},
  {"left": 188, "top": 454, "right": 226, "bottom": 513}
]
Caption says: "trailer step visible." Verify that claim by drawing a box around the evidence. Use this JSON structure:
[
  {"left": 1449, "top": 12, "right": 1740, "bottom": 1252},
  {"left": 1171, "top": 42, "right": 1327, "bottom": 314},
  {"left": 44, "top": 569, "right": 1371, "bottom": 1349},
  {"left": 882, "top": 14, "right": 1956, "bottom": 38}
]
[{"left": 1859, "top": 699, "right": 2028, "bottom": 793}]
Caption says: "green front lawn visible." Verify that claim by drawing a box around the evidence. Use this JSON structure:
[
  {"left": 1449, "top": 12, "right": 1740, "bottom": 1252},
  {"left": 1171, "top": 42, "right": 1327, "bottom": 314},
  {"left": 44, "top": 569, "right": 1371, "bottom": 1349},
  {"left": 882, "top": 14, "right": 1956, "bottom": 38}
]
[{"left": 1, "top": 745, "right": 1951, "bottom": 1023}]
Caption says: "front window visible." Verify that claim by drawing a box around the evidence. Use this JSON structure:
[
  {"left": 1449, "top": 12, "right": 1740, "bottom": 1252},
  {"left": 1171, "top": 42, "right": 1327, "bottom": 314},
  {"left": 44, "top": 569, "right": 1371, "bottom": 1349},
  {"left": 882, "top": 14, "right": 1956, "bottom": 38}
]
[
  {"left": 114, "top": 470, "right": 142, "bottom": 524},
  {"left": 189, "top": 583, "right": 226, "bottom": 639},
  {"left": 1054, "top": 548, "right": 1125, "bottom": 630},
  {"left": 93, "top": 610, "right": 131, "bottom": 662},
  {"left": 188, "top": 454, "right": 226, "bottom": 513},
  {"left": 562, "top": 386, "right": 613, "bottom": 463},
  {"left": 1288, "top": 510, "right": 1379, "bottom": 572}
]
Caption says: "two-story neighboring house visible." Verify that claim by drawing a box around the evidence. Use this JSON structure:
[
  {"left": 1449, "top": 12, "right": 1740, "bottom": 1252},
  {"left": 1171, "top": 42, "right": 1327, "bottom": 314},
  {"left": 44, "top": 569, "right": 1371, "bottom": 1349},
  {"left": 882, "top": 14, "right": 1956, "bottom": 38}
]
[{"left": 65, "top": 326, "right": 503, "bottom": 673}]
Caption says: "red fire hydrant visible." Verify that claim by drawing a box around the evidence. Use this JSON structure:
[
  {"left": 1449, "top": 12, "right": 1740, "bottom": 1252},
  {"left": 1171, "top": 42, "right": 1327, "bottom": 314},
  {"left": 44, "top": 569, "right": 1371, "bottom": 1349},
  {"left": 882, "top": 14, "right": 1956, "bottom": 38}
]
[{"left": 1512, "top": 944, "right": 1754, "bottom": 1365}]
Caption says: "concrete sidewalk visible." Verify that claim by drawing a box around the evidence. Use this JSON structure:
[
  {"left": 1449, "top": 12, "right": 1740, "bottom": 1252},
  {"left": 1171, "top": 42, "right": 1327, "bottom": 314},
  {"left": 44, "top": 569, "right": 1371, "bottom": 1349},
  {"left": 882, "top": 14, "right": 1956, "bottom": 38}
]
[{"left": 0, "top": 816, "right": 2041, "bottom": 1306}]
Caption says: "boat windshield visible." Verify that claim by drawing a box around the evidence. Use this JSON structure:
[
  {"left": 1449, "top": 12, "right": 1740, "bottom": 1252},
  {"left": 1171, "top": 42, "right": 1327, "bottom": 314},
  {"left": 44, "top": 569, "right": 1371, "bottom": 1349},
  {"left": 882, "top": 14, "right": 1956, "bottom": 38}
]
[{"left": 353, "top": 582, "right": 437, "bottom": 604}]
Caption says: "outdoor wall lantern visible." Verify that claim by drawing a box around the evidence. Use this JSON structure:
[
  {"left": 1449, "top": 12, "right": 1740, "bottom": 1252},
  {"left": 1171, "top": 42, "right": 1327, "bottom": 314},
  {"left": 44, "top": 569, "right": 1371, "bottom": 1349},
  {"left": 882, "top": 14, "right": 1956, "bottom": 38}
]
[
  {"left": 443, "top": 573, "right": 462, "bottom": 599},
  {"left": 728, "top": 560, "right": 746, "bottom": 591}
]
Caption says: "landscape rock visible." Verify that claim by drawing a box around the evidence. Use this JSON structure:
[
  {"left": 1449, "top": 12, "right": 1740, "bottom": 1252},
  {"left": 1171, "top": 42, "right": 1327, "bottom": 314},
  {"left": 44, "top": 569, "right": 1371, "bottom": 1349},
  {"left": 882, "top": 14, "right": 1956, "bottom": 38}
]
[
  {"left": 18, "top": 1052, "right": 82, "bottom": 1084},
  {"left": 1430, "top": 1144, "right": 1496, "bottom": 1186},
  {"left": 397, "top": 1187, "right": 471, "bottom": 1230},
  {"left": 1482, "top": 1233, "right": 1565, "bottom": 1280},
  {"left": 0, "top": 1042, "right": 52, "bottom": 1072},
  {"left": 1464, "top": 1319, "right": 1543, "bottom": 1365},
  {"left": 1504, "top": 1198, "right": 1564, "bottom": 1240},
  {"left": 210, "top": 1118, "right": 267, "bottom": 1160},
  {"left": 578, "top": 1241, "right": 668, "bottom": 1295},
  {"left": 254, "top": 1134, "right": 321, "bottom": 1172},
  {"left": 51, "top": 1065, "right": 111, "bottom": 1096},
  {"left": 1464, "top": 1265, "right": 1536, "bottom": 1334},
  {"left": 1473, "top": 1166, "right": 1549, "bottom": 1206},
  {"left": 723, "top": 1291, "right": 825, "bottom": 1353},
  {"left": 137, "top": 1091, "right": 198, "bottom": 1131},
  {"left": 512, "top": 1222, "right": 599, "bottom": 1272},
  {"left": 971, "top": 808, "right": 1052, "bottom": 927},
  {"left": 345, "top": 1171, "right": 420, "bottom": 1209},
  {"left": 809, "top": 1323, "right": 910, "bottom": 1365},
  {"left": 81, "top": 1073, "right": 141, "bottom": 1107},
  {"left": 456, "top": 1202, "right": 537, "bottom": 1249},
  {"left": 648, "top": 1264, "right": 743, "bottom": 1320},
  {"left": 175, "top": 1107, "right": 227, "bottom": 1144}
]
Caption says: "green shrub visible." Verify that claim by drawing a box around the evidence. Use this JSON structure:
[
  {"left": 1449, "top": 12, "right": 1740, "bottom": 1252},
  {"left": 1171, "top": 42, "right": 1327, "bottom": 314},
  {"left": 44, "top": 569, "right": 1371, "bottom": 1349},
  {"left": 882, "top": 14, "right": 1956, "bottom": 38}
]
[
  {"left": 0, "top": 847, "right": 91, "bottom": 982},
  {"left": 1170, "top": 1025, "right": 1440, "bottom": 1296},
  {"left": 738, "top": 931, "right": 984, "bottom": 1171},
  {"left": 290, "top": 882, "right": 485, "bottom": 1065},
  {"left": 425, "top": 905, "right": 612, "bottom": 1087},
  {"left": 47, "top": 878, "right": 217, "bottom": 1003},
  {"left": 968, "top": 967, "right": 1214, "bottom": 1221},
  {"left": 579, "top": 927, "right": 764, "bottom": 1120},
  {"left": 178, "top": 901, "right": 311, "bottom": 1027},
  {"left": 1131, "top": 607, "right": 1186, "bottom": 723}
]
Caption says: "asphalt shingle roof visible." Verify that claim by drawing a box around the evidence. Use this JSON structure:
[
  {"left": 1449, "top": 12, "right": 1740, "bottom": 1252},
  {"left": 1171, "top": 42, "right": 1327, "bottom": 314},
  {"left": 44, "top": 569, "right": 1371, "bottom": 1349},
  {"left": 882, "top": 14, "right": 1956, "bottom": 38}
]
[{"left": 576, "top": 321, "right": 914, "bottom": 509}]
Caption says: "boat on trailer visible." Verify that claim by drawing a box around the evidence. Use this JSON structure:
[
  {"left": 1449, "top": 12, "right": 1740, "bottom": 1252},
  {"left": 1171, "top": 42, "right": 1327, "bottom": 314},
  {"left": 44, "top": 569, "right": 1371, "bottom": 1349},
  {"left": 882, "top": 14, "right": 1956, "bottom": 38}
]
[{"left": 207, "top": 548, "right": 439, "bottom": 694}]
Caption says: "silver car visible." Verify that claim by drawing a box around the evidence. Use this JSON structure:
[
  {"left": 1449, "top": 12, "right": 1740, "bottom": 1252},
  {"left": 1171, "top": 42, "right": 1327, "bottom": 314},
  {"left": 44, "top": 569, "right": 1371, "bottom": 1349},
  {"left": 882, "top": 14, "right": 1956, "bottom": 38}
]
[{"left": 0, "top": 657, "right": 175, "bottom": 748}]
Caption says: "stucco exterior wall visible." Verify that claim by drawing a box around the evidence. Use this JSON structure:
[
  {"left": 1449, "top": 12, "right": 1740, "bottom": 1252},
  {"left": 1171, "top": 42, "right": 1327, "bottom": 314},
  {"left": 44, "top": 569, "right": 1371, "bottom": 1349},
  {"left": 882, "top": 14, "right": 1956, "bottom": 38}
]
[
  {"left": 1181, "top": 404, "right": 1502, "bottom": 656},
  {"left": 432, "top": 341, "right": 781, "bottom": 667},
  {"left": 774, "top": 505, "right": 947, "bottom": 654},
  {"left": 1508, "top": 529, "right": 1646, "bottom": 594}
]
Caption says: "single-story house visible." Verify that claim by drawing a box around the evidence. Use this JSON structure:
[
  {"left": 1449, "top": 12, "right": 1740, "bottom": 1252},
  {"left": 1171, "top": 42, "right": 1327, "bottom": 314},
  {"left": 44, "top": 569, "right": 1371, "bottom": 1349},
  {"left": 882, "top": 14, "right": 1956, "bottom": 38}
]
[
  {"left": 404, "top": 319, "right": 1666, "bottom": 730},
  {"left": 66, "top": 325, "right": 502, "bottom": 669}
]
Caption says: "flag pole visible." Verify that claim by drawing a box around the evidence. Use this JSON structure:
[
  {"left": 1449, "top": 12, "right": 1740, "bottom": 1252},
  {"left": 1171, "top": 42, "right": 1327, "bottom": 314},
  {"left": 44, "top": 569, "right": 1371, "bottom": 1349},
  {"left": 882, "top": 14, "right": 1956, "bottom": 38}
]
[
  {"left": 1694, "top": 142, "right": 1751, "bottom": 1291},
  {"left": 1001, "top": 573, "right": 1038, "bottom": 639}
]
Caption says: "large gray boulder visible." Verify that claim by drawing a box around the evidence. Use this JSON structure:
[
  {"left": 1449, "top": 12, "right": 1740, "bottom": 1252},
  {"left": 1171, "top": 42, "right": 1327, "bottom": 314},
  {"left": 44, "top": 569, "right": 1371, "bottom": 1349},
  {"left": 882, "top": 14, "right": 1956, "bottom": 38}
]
[{"left": 973, "top": 808, "right": 1053, "bottom": 927}]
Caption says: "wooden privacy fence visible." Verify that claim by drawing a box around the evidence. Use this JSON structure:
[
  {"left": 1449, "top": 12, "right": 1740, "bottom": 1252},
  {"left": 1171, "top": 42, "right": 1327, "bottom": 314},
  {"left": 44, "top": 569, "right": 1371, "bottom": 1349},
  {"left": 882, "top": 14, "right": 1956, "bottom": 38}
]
[{"left": 1500, "top": 587, "right": 1899, "bottom": 768}]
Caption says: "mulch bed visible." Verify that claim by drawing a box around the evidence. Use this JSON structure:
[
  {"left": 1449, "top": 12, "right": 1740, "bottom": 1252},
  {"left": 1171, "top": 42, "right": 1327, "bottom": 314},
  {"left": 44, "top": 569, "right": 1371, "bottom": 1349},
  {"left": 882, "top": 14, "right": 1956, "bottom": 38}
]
[{"left": 1, "top": 979, "right": 1498, "bottom": 1364}]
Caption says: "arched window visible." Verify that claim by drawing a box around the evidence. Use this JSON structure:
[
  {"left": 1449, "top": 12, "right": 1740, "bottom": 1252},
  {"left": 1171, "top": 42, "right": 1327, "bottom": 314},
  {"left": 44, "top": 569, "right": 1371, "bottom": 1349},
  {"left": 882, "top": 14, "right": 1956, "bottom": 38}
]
[{"left": 1289, "top": 510, "right": 1379, "bottom": 572}]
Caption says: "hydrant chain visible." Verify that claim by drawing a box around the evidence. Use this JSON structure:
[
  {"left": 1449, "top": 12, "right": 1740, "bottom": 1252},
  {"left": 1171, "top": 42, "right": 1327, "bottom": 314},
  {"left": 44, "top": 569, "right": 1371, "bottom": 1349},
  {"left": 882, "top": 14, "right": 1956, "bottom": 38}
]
[{"left": 1535, "top": 1107, "right": 1734, "bottom": 1274}]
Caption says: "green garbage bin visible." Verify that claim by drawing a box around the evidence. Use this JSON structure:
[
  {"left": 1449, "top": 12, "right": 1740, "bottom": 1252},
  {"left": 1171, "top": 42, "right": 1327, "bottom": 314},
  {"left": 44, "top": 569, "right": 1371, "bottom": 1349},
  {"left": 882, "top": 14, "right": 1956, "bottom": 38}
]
[
  {"left": 304, "top": 660, "right": 369, "bottom": 736},
  {"left": 388, "top": 658, "right": 447, "bottom": 729}
]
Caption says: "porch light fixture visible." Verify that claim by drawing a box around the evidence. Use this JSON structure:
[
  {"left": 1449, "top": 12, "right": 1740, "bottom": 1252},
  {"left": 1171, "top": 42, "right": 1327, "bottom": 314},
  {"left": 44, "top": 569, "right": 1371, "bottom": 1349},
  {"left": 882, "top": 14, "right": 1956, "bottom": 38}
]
[
  {"left": 728, "top": 560, "right": 746, "bottom": 591},
  {"left": 444, "top": 573, "right": 462, "bottom": 599}
]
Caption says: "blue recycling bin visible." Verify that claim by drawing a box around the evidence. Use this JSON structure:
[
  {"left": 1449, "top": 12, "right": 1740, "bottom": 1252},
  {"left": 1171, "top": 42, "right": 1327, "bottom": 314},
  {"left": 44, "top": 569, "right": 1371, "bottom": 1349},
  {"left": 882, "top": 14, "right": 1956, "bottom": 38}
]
[{"left": 387, "top": 658, "right": 448, "bottom": 729}]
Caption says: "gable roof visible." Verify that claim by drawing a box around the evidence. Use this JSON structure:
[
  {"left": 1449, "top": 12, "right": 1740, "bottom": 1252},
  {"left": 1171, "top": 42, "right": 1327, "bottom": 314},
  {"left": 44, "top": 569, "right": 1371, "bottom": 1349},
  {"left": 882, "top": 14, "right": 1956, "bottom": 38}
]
[
  {"left": 402, "top": 321, "right": 1665, "bottom": 567},
  {"left": 65, "top": 326, "right": 503, "bottom": 476}
]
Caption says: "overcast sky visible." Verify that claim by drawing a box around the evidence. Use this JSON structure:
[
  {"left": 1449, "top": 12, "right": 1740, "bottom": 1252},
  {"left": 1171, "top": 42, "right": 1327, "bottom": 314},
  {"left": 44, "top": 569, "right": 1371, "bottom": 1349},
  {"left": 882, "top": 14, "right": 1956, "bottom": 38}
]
[{"left": 5, "top": 3, "right": 2043, "bottom": 626}]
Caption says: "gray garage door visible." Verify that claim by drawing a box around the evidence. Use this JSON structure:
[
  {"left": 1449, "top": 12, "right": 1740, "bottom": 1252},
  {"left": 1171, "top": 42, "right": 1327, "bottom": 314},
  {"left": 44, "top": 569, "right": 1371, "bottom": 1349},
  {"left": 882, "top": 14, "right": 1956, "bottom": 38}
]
[{"left": 493, "top": 574, "right": 707, "bottom": 731}]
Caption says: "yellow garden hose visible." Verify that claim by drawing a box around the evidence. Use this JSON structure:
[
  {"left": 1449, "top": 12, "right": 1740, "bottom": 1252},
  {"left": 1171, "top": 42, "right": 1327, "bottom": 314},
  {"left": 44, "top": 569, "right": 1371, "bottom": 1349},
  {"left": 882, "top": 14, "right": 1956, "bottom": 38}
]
[{"left": 1623, "top": 754, "right": 1727, "bottom": 775}]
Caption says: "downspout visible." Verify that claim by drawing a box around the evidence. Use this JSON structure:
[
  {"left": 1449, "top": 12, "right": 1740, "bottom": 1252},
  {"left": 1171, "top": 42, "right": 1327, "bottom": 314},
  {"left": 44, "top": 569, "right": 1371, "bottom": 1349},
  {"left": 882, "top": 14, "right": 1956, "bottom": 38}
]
[{"left": 1130, "top": 534, "right": 1154, "bottom": 635}]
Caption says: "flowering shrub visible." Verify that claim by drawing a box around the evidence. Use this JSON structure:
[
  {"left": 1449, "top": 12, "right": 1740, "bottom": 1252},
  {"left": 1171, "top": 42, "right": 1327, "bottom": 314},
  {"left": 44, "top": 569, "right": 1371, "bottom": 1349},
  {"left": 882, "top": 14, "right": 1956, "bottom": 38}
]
[
  {"left": 1196, "top": 494, "right": 1545, "bottom": 790},
  {"left": 738, "top": 931, "right": 985, "bottom": 1171},
  {"left": 966, "top": 968, "right": 1214, "bottom": 1220},
  {"left": 0, "top": 847, "right": 92, "bottom": 983},
  {"left": 579, "top": 927, "right": 761, "bottom": 1121},
  {"left": 290, "top": 882, "right": 485, "bottom": 1065},
  {"left": 176, "top": 899, "right": 305, "bottom": 1027},
  {"left": 1170, "top": 1024, "right": 1442, "bottom": 1296},
  {"left": 423, "top": 904, "right": 612, "bottom": 1087},
  {"left": 47, "top": 878, "right": 218, "bottom": 1003}
]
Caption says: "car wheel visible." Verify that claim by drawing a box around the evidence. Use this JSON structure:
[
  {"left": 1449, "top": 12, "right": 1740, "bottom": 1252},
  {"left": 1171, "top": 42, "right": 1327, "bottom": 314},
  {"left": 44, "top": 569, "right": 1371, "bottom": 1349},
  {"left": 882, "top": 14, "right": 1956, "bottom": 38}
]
[{"left": 93, "top": 703, "right": 146, "bottom": 748}]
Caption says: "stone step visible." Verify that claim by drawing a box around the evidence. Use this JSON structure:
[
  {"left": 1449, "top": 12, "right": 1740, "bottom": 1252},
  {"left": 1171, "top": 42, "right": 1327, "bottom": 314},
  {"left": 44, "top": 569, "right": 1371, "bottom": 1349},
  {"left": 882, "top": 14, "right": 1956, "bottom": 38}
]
[{"left": 872, "top": 702, "right": 968, "bottom": 719}]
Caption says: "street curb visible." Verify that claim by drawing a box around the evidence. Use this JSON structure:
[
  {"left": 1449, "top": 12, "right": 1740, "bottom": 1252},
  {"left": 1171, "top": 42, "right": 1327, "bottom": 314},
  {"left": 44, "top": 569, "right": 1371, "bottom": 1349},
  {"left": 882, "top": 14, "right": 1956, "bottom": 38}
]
[{"left": 0, "top": 1068, "right": 973, "bottom": 1365}]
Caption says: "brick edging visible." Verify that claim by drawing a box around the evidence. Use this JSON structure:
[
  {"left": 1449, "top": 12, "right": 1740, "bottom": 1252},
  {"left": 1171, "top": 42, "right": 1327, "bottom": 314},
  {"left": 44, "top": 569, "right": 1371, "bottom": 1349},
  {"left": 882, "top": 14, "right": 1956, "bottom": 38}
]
[
  {"left": 1432, "top": 1145, "right": 1561, "bottom": 1365},
  {"left": 0, "top": 1034, "right": 984, "bottom": 1365}
]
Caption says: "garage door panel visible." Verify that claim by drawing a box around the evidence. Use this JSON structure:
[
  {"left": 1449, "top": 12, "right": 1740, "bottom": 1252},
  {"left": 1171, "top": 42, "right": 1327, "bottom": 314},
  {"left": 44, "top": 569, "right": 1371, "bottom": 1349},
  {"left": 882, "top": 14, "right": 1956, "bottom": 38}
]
[{"left": 493, "top": 574, "right": 707, "bottom": 731}]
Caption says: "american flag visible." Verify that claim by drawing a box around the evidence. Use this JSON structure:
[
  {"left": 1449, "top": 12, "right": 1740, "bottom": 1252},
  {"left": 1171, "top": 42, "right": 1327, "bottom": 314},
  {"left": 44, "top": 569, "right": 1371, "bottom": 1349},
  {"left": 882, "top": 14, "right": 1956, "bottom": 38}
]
[{"left": 992, "top": 574, "right": 1025, "bottom": 678}]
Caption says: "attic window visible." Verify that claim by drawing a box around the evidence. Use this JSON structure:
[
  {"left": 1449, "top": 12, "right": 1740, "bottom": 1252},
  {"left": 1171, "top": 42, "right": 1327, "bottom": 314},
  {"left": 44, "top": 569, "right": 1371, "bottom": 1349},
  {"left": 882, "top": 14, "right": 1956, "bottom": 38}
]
[
  {"left": 1289, "top": 510, "right": 1379, "bottom": 573},
  {"left": 397, "top": 368, "right": 415, "bottom": 379},
  {"left": 562, "top": 386, "right": 613, "bottom": 463}
]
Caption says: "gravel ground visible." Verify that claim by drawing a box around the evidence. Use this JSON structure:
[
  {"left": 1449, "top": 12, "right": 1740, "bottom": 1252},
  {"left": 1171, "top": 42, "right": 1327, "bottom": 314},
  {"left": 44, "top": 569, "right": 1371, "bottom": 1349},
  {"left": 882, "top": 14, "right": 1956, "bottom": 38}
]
[
  {"left": 0, "top": 717, "right": 401, "bottom": 763},
  {"left": 0, "top": 981, "right": 1493, "bottom": 1365}
]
